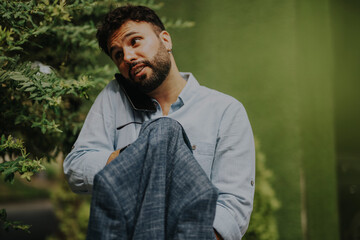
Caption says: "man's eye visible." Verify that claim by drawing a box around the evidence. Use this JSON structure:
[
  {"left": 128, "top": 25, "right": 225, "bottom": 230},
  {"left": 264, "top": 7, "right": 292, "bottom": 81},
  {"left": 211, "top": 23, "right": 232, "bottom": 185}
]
[
  {"left": 114, "top": 51, "right": 123, "bottom": 60},
  {"left": 131, "top": 37, "right": 141, "bottom": 46}
]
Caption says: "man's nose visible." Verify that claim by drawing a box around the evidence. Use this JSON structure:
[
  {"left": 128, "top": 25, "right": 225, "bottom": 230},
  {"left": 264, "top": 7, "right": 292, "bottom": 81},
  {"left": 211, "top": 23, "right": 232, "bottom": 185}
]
[{"left": 123, "top": 48, "right": 137, "bottom": 63}]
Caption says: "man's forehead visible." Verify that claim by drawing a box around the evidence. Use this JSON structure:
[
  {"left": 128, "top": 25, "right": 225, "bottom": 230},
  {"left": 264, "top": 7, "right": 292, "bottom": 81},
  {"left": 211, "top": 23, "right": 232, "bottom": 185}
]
[
  {"left": 107, "top": 21, "right": 157, "bottom": 48},
  {"left": 113, "top": 21, "right": 156, "bottom": 39}
]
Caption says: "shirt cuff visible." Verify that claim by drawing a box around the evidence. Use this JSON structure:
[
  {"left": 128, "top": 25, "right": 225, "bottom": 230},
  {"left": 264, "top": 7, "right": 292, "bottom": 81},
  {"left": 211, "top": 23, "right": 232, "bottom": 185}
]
[
  {"left": 83, "top": 150, "right": 113, "bottom": 192},
  {"left": 213, "top": 204, "right": 242, "bottom": 240},
  {"left": 64, "top": 149, "right": 112, "bottom": 194}
]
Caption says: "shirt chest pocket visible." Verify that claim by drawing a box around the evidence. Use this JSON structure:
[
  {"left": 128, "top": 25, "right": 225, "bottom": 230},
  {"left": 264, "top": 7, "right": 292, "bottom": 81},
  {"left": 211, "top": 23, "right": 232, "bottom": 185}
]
[{"left": 191, "top": 141, "right": 216, "bottom": 178}]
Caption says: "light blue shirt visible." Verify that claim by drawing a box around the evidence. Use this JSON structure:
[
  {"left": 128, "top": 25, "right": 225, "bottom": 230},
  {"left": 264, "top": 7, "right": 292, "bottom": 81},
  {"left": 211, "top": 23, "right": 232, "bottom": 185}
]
[{"left": 63, "top": 72, "right": 255, "bottom": 239}]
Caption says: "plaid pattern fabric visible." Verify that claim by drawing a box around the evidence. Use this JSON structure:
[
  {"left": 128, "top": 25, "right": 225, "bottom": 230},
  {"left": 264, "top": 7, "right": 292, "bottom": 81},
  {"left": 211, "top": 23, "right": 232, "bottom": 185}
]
[{"left": 86, "top": 118, "right": 218, "bottom": 240}]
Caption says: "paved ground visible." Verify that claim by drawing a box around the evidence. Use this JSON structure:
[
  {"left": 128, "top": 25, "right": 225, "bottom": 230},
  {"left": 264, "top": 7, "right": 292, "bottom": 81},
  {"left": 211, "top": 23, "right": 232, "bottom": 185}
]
[{"left": 0, "top": 200, "right": 58, "bottom": 240}]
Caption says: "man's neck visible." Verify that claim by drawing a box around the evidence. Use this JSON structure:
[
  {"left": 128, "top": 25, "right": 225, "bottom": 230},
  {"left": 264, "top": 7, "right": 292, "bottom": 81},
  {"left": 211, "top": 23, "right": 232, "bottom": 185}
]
[{"left": 148, "top": 69, "right": 186, "bottom": 116}]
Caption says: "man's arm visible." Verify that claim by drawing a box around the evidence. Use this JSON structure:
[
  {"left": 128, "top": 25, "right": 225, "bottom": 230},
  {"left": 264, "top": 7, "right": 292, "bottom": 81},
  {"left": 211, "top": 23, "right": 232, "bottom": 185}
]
[
  {"left": 212, "top": 101, "right": 255, "bottom": 240},
  {"left": 63, "top": 83, "right": 117, "bottom": 194}
]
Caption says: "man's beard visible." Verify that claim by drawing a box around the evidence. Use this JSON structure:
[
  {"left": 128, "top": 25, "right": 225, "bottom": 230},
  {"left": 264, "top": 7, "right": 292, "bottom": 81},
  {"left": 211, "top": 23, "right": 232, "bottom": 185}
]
[{"left": 127, "top": 44, "right": 171, "bottom": 93}]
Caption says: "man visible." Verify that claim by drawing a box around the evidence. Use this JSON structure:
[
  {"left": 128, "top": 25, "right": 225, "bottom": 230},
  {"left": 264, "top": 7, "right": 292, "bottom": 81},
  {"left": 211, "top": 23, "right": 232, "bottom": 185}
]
[{"left": 64, "top": 5, "right": 255, "bottom": 240}]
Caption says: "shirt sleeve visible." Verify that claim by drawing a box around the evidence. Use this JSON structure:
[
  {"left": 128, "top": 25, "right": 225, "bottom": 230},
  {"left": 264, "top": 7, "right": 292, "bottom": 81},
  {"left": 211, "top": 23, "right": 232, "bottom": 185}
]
[
  {"left": 212, "top": 101, "right": 255, "bottom": 240},
  {"left": 63, "top": 84, "right": 117, "bottom": 194}
]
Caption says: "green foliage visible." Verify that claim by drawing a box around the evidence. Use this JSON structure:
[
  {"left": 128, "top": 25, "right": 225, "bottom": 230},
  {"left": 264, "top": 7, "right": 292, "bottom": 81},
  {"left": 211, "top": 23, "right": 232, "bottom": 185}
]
[
  {"left": 0, "top": 209, "right": 31, "bottom": 234},
  {"left": 243, "top": 139, "right": 281, "bottom": 240},
  {"left": 0, "top": 135, "right": 45, "bottom": 183},
  {"left": 46, "top": 182, "right": 91, "bottom": 240},
  {"left": 0, "top": 0, "right": 103, "bottom": 160},
  {"left": 0, "top": 178, "right": 49, "bottom": 203},
  {"left": 0, "top": 0, "right": 102, "bottom": 234},
  {"left": 1, "top": 62, "right": 92, "bottom": 135},
  {"left": 0, "top": 134, "right": 45, "bottom": 233},
  {"left": 161, "top": 17, "right": 195, "bottom": 29}
]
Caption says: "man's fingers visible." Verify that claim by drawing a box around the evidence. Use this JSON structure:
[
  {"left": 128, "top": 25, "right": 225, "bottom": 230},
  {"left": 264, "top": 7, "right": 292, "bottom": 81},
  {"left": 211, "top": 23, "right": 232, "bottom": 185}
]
[{"left": 106, "top": 149, "right": 121, "bottom": 165}]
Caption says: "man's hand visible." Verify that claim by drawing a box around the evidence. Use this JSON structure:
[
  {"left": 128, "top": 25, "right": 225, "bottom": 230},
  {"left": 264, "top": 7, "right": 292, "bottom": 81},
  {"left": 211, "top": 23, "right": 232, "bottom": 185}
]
[
  {"left": 106, "top": 145, "right": 131, "bottom": 165},
  {"left": 214, "top": 229, "right": 223, "bottom": 240},
  {"left": 106, "top": 149, "right": 121, "bottom": 165}
]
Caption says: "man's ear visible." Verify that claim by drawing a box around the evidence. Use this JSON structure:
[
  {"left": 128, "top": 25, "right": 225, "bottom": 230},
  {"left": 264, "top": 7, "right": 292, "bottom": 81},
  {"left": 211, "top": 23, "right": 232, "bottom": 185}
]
[{"left": 159, "top": 31, "right": 172, "bottom": 51}]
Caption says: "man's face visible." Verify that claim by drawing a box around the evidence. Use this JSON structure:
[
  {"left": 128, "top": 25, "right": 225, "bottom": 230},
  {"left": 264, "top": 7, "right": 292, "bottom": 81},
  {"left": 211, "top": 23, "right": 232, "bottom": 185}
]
[{"left": 108, "top": 21, "right": 171, "bottom": 93}]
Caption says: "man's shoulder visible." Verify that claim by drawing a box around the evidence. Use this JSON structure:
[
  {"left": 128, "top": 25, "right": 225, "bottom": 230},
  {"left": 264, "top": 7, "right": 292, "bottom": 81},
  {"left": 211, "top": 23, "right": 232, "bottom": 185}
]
[
  {"left": 91, "top": 79, "right": 124, "bottom": 108},
  {"left": 94, "top": 79, "right": 123, "bottom": 101},
  {"left": 184, "top": 73, "right": 241, "bottom": 107},
  {"left": 103, "top": 79, "right": 120, "bottom": 93},
  {"left": 197, "top": 84, "right": 244, "bottom": 110}
]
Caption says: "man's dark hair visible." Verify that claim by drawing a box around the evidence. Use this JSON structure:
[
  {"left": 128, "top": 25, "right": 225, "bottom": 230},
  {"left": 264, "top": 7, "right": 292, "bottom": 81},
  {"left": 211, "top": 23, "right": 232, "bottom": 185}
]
[{"left": 97, "top": 5, "right": 165, "bottom": 56}]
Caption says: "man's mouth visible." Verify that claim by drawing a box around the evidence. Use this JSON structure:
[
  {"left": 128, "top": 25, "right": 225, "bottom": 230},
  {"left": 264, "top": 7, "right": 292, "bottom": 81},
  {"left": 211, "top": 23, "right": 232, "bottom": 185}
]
[{"left": 130, "top": 63, "right": 147, "bottom": 79}]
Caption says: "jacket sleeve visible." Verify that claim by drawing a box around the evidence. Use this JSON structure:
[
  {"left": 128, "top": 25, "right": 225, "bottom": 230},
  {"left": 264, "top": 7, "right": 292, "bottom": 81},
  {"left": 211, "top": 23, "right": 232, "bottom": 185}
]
[
  {"left": 63, "top": 83, "right": 117, "bottom": 194},
  {"left": 86, "top": 173, "right": 127, "bottom": 239},
  {"left": 212, "top": 101, "right": 256, "bottom": 240}
]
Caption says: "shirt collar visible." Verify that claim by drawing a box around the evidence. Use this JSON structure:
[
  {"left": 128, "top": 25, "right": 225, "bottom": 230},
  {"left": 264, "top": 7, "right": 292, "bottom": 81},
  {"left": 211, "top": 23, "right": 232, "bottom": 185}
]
[{"left": 178, "top": 72, "right": 200, "bottom": 105}]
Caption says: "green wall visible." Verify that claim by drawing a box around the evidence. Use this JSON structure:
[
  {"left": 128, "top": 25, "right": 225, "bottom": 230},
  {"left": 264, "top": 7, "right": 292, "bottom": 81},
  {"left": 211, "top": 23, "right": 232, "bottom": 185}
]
[{"left": 160, "top": 0, "right": 343, "bottom": 239}]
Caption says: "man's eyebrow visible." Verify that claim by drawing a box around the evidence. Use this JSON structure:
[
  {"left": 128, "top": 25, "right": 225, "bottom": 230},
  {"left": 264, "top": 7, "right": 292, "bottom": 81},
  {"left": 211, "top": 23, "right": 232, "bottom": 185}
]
[
  {"left": 123, "top": 31, "right": 138, "bottom": 40},
  {"left": 109, "top": 31, "right": 139, "bottom": 56}
]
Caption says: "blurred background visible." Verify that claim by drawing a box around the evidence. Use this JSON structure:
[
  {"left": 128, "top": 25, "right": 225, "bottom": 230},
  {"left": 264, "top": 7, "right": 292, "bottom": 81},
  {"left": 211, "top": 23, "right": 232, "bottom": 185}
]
[{"left": 0, "top": 0, "right": 359, "bottom": 239}]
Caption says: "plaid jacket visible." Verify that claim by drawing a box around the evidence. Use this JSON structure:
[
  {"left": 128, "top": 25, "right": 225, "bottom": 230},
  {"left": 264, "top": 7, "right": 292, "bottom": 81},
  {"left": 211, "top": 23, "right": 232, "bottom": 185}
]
[{"left": 87, "top": 118, "right": 218, "bottom": 240}]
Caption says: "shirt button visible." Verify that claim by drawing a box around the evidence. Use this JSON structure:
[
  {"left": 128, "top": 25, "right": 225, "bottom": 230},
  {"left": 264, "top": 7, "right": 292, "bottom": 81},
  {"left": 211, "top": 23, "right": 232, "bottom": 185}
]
[
  {"left": 192, "top": 145, "right": 196, "bottom": 150},
  {"left": 251, "top": 180, "right": 255, "bottom": 186}
]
